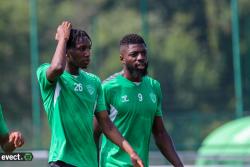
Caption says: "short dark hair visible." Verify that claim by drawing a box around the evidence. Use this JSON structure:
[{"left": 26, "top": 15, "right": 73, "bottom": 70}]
[
  {"left": 66, "top": 29, "right": 92, "bottom": 49},
  {"left": 119, "top": 33, "right": 146, "bottom": 46}
]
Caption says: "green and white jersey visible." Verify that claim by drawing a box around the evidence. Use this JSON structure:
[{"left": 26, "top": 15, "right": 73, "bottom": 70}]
[
  {"left": 100, "top": 74, "right": 163, "bottom": 167},
  {"left": 37, "top": 63, "right": 106, "bottom": 167},
  {"left": 0, "top": 105, "right": 9, "bottom": 136}
]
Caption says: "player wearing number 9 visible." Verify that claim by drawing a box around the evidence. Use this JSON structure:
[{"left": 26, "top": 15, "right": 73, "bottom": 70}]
[{"left": 94, "top": 34, "right": 184, "bottom": 167}]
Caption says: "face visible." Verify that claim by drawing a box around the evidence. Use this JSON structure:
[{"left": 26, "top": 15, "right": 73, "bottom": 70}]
[
  {"left": 67, "top": 36, "right": 91, "bottom": 69},
  {"left": 121, "top": 43, "right": 148, "bottom": 78}
]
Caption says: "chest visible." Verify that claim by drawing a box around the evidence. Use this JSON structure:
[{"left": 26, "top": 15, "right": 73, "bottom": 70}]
[
  {"left": 59, "top": 76, "right": 98, "bottom": 103},
  {"left": 110, "top": 85, "right": 158, "bottom": 117}
]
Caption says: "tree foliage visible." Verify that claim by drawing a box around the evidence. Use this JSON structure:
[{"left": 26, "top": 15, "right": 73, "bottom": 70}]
[{"left": 0, "top": 0, "right": 249, "bottom": 149}]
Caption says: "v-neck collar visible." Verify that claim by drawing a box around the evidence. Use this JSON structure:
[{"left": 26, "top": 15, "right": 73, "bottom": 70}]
[{"left": 118, "top": 74, "right": 144, "bottom": 86}]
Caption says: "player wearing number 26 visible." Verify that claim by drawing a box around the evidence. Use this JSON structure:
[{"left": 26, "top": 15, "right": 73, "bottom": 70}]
[{"left": 97, "top": 34, "right": 184, "bottom": 167}]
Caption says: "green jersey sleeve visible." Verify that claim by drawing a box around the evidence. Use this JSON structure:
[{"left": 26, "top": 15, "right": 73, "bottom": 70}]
[
  {"left": 102, "top": 83, "right": 111, "bottom": 112},
  {"left": 153, "top": 80, "right": 163, "bottom": 117},
  {"left": 36, "top": 63, "right": 55, "bottom": 90},
  {"left": 36, "top": 63, "right": 57, "bottom": 116},
  {"left": 95, "top": 77, "right": 107, "bottom": 112},
  {"left": 0, "top": 105, "right": 9, "bottom": 135}
]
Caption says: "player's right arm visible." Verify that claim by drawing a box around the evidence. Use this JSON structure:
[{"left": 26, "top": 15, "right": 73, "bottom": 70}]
[{"left": 46, "top": 21, "right": 71, "bottom": 82}]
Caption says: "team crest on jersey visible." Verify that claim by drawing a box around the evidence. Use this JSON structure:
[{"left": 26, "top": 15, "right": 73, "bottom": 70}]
[
  {"left": 86, "top": 85, "right": 95, "bottom": 95},
  {"left": 150, "top": 93, "right": 156, "bottom": 103}
]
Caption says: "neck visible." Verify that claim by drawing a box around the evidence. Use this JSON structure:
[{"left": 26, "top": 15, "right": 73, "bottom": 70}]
[
  {"left": 65, "top": 62, "right": 79, "bottom": 75},
  {"left": 123, "top": 68, "right": 142, "bottom": 82}
]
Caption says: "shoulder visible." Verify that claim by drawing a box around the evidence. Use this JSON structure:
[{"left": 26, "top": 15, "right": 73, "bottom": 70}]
[
  {"left": 102, "top": 71, "right": 123, "bottom": 88},
  {"left": 37, "top": 63, "right": 50, "bottom": 71},
  {"left": 36, "top": 63, "right": 51, "bottom": 79},
  {"left": 102, "top": 71, "right": 123, "bottom": 84},
  {"left": 80, "top": 70, "right": 101, "bottom": 83},
  {"left": 37, "top": 63, "right": 50, "bottom": 75},
  {"left": 144, "top": 76, "right": 160, "bottom": 87}
]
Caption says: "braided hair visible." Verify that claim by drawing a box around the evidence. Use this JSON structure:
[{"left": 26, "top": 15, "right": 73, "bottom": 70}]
[{"left": 66, "top": 29, "right": 92, "bottom": 49}]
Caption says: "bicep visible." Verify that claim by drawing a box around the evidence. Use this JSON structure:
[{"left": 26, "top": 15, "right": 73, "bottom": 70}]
[
  {"left": 95, "top": 110, "right": 116, "bottom": 135},
  {"left": 95, "top": 111, "right": 110, "bottom": 128},
  {"left": 46, "top": 66, "right": 62, "bottom": 83},
  {"left": 152, "top": 116, "right": 166, "bottom": 136},
  {"left": 37, "top": 64, "right": 56, "bottom": 88}
]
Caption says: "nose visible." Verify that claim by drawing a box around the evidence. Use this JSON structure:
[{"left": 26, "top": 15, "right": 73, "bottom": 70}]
[
  {"left": 83, "top": 49, "right": 91, "bottom": 58},
  {"left": 137, "top": 52, "right": 146, "bottom": 62}
]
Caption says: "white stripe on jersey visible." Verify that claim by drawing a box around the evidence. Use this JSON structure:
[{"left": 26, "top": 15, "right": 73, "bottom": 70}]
[
  {"left": 53, "top": 82, "right": 61, "bottom": 107},
  {"left": 109, "top": 105, "right": 118, "bottom": 121}
]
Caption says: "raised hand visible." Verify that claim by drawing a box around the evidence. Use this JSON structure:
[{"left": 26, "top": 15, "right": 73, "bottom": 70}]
[{"left": 55, "top": 21, "right": 72, "bottom": 41}]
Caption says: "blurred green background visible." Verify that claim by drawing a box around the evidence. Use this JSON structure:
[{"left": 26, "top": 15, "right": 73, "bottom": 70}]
[{"left": 0, "top": 0, "right": 249, "bottom": 156}]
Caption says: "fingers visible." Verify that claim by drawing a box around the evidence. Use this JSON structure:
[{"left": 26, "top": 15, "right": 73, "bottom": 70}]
[
  {"left": 9, "top": 131, "right": 24, "bottom": 148},
  {"left": 136, "top": 159, "right": 144, "bottom": 167},
  {"left": 55, "top": 21, "right": 72, "bottom": 41},
  {"left": 132, "top": 159, "right": 144, "bottom": 167},
  {"left": 62, "top": 21, "right": 72, "bottom": 28},
  {"left": 130, "top": 152, "right": 144, "bottom": 167}
]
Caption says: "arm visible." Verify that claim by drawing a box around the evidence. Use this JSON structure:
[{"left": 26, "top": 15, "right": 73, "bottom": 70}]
[
  {"left": 93, "top": 116, "right": 102, "bottom": 164},
  {"left": 46, "top": 21, "right": 72, "bottom": 82},
  {"left": 95, "top": 111, "right": 144, "bottom": 167},
  {"left": 152, "top": 116, "right": 184, "bottom": 167},
  {"left": 0, "top": 131, "right": 24, "bottom": 153},
  {"left": 93, "top": 116, "right": 102, "bottom": 147}
]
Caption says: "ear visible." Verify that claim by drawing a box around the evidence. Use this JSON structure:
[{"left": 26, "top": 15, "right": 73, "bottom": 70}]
[
  {"left": 120, "top": 54, "right": 125, "bottom": 64},
  {"left": 66, "top": 49, "right": 73, "bottom": 58}
]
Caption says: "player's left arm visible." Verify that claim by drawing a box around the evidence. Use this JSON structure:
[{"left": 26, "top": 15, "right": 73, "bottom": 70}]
[
  {"left": 0, "top": 131, "right": 24, "bottom": 153},
  {"left": 95, "top": 111, "right": 144, "bottom": 167},
  {"left": 152, "top": 116, "right": 184, "bottom": 167},
  {"left": 93, "top": 116, "right": 102, "bottom": 146}
]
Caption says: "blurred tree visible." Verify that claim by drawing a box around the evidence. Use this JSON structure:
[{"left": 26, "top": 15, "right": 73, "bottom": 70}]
[{"left": 0, "top": 0, "right": 249, "bottom": 150}]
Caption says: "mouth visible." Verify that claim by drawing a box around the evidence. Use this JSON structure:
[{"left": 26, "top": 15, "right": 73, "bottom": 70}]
[
  {"left": 79, "top": 59, "right": 90, "bottom": 68},
  {"left": 81, "top": 58, "right": 90, "bottom": 64},
  {"left": 136, "top": 63, "right": 145, "bottom": 69}
]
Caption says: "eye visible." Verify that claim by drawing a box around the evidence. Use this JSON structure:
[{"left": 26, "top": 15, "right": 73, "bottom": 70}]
[
  {"left": 130, "top": 52, "right": 138, "bottom": 57},
  {"left": 142, "top": 51, "right": 147, "bottom": 55},
  {"left": 77, "top": 46, "right": 91, "bottom": 52},
  {"left": 78, "top": 47, "right": 86, "bottom": 52}
]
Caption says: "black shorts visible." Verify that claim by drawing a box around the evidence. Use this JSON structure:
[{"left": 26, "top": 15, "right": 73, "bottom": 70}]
[{"left": 48, "top": 161, "right": 76, "bottom": 167}]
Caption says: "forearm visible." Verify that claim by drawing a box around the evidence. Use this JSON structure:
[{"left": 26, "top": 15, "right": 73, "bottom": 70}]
[
  {"left": 46, "top": 39, "right": 67, "bottom": 81},
  {"left": 2, "top": 142, "right": 15, "bottom": 153},
  {"left": 97, "top": 113, "right": 135, "bottom": 155},
  {"left": 103, "top": 119, "right": 134, "bottom": 154},
  {"left": 47, "top": 21, "right": 71, "bottom": 81},
  {"left": 0, "top": 135, "right": 15, "bottom": 153},
  {"left": 95, "top": 111, "right": 143, "bottom": 166},
  {"left": 50, "top": 39, "right": 67, "bottom": 72},
  {"left": 154, "top": 132, "right": 183, "bottom": 167}
]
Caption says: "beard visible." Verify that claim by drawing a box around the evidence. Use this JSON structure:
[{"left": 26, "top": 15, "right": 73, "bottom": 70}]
[{"left": 126, "top": 62, "right": 148, "bottom": 79}]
